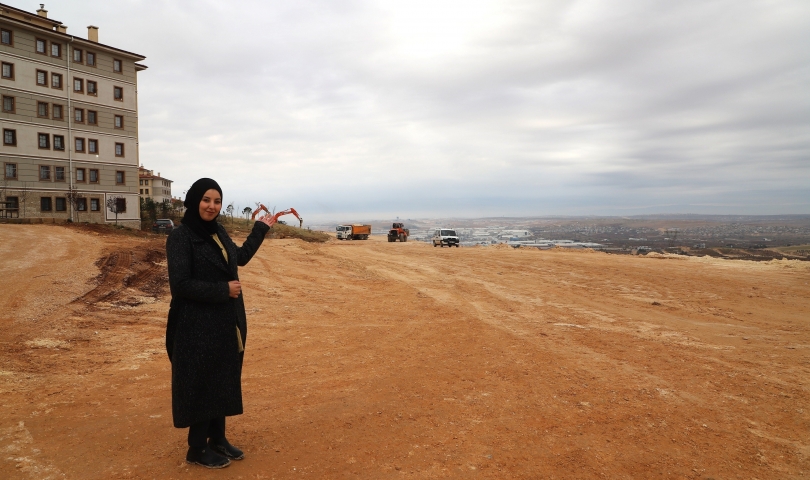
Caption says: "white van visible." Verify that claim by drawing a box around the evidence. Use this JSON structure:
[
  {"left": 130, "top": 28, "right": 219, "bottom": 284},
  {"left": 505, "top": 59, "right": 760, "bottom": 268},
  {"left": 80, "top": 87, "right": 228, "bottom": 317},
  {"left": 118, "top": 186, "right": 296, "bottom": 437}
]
[{"left": 432, "top": 228, "right": 460, "bottom": 247}]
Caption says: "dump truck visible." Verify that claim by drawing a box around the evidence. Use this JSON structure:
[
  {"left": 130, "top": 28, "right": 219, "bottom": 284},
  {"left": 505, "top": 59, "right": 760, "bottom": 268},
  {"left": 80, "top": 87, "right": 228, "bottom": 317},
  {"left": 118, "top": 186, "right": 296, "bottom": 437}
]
[
  {"left": 336, "top": 224, "right": 371, "bottom": 240},
  {"left": 388, "top": 222, "right": 409, "bottom": 242}
]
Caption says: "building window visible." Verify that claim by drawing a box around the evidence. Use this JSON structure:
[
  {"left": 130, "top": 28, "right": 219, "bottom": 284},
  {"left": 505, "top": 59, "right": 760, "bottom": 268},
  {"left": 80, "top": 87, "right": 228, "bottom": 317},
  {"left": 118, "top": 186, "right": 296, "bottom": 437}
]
[
  {"left": 90, "top": 198, "right": 100, "bottom": 211},
  {"left": 2, "top": 95, "right": 14, "bottom": 113},
  {"left": 113, "top": 86, "right": 123, "bottom": 101},
  {"left": 76, "top": 198, "right": 87, "bottom": 211},
  {"left": 116, "top": 197, "right": 127, "bottom": 213},
  {"left": 53, "top": 135, "right": 65, "bottom": 151},
  {"left": 51, "top": 43, "right": 61, "bottom": 58},
  {"left": 1, "top": 28, "right": 12, "bottom": 46},
  {"left": 87, "top": 110, "right": 97, "bottom": 125},
  {"left": 38, "top": 133, "right": 50, "bottom": 149},
  {"left": 51, "top": 73, "right": 62, "bottom": 89},
  {"left": 35, "top": 69, "right": 48, "bottom": 86},
  {"left": 89, "top": 169, "right": 99, "bottom": 183},
  {"left": 73, "top": 48, "right": 83, "bottom": 63},
  {"left": 145, "top": 188, "right": 149, "bottom": 194},
  {"left": 76, "top": 168, "right": 86, "bottom": 182},
  {"left": 55, "top": 197, "right": 66, "bottom": 211},
  {"left": 115, "top": 143, "right": 125, "bottom": 157},
  {"left": 52, "top": 104, "right": 63, "bottom": 120},
  {"left": 4, "top": 162, "right": 17, "bottom": 179},
  {"left": 41, "top": 197, "right": 52, "bottom": 211},
  {"left": 73, "top": 78, "right": 84, "bottom": 93},
  {"left": 39, "top": 165, "right": 51, "bottom": 181},
  {"left": 36, "top": 38, "right": 46, "bottom": 54},
  {"left": 139, "top": 188, "right": 143, "bottom": 194},
  {"left": 86, "top": 52, "right": 96, "bottom": 66},
  {"left": 35, "top": 101, "right": 48, "bottom": 118},
  {"left": 75, "top": 138, "right": 85, "bottom": 153},
  {"left": 113, "top": 59, "right": 122, "bottom": 72},
  {"left": 3, "top": 129, "right": 17, "bottom": 146},
  {"left": 74, "top": 108, "right": 84, "bottom": 123},
  {"left": 1, "top": 62, "right": 13, "bottom": 80},
  {"left": 87, "top": 80, "right": 97, "bottom": 96},
  {"left": 88, "top": 139, "right": 98, "bottom": 154},
  {"left": 115, "top": 171, "right": 125, "bottom": 184},
  {"left": 114, "top": 115, "right": 124, "bottom": 129},
  {"left": 5, "top": 196, "right": 18, "bottom": 209},
  {"left": 55, "top": 166, "right": 65, "bottom": 181}
]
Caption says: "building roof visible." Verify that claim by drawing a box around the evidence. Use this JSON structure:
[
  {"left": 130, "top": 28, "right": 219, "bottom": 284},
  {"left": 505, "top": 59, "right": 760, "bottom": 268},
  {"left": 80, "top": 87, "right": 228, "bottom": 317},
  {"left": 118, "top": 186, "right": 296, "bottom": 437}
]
[
  {"left": 0, "top": 3, "right": 147, "bottom": 61},
  {"left": 0, "top": 3, "right": 61, "bottom": 26},
  {"left": 138, "top": 166, "right": 172, "bottom": 182}
]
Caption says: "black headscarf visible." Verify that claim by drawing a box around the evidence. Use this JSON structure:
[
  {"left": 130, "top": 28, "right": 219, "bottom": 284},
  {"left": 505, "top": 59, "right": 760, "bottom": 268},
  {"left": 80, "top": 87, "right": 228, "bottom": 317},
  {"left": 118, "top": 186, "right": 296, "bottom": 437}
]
[{"left": 182, "top": 178, "right": 223, "bottom": 240}]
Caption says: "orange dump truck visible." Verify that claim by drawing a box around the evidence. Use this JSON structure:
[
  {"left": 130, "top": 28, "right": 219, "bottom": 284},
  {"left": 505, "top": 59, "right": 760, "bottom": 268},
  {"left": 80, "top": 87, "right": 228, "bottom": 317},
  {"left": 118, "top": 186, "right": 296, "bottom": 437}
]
[{"left": 336, "top": 224, "right": 371, "bottom": 240}]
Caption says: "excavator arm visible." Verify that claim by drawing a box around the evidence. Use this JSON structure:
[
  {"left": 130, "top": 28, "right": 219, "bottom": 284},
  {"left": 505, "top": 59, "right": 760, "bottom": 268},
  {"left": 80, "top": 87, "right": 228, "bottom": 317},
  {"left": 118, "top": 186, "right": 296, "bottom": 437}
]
[
  {"left": 251, "top": 204, "right": 303, "bottom": 228},
  {"left": 250, "top": 204, "right": 270, "bottom": 221}
]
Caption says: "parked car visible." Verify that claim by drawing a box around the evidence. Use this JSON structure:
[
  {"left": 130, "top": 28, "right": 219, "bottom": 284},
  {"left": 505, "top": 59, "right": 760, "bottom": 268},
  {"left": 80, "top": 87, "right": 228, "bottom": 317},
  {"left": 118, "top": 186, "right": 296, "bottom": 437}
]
[
  {"left": 152, "top": 219, "right": 175, "bottom": 234},
  {"left": 432, "top": 228, "right": 460, "bottom": 247}
]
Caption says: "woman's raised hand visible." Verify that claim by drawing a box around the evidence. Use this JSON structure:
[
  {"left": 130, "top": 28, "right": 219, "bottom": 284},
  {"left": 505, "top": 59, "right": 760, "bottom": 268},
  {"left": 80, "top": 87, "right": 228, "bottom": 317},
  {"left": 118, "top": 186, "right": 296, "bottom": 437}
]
[
  {"left": 258, "top": 216, "right": 277, "bottom": 228},
  {"left": 228, "top": 280, "right": 242, "bottom": 298}
]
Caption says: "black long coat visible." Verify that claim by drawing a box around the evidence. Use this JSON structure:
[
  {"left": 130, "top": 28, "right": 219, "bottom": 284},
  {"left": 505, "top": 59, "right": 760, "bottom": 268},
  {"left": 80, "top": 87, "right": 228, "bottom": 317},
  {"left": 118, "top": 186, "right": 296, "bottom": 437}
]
[{"left": 165, "top": 221, "right": 270, "bottom": 428}]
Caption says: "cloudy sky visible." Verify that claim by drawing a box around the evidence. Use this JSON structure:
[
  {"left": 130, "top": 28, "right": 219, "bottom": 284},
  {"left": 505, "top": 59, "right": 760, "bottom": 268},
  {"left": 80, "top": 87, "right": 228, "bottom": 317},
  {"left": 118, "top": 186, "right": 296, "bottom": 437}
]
[{"left": 49, "top": 0, "right": 809, "bottom": 220}]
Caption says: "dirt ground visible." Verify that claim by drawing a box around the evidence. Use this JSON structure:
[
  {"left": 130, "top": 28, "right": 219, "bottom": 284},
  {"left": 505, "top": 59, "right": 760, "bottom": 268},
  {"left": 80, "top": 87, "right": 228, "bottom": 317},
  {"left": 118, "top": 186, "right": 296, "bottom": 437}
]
[{"left": 1, "top": 224, "right": 809, "bottom": 479}]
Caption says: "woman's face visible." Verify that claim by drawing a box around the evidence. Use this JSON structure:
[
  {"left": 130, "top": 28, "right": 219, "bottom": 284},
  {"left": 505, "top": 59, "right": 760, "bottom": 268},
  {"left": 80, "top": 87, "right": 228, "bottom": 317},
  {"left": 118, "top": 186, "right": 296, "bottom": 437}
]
[{"left": 198, "top": 189, "right": 222, "bottom": 222}]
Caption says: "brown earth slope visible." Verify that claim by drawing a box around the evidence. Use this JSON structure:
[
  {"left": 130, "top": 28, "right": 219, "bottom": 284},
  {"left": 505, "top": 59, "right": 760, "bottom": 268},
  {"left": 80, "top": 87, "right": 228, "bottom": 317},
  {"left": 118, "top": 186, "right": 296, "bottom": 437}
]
[{"left": 0, "top": 224, "right": 809, "bottom": 479}]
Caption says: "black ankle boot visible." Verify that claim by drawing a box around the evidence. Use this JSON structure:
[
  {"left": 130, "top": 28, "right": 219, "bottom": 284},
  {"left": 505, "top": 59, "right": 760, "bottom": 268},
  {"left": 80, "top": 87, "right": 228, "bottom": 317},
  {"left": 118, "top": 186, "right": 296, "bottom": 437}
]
[
  {"left": 209, "top": 437, "right": 245, "bottom": 460},
  {"left": 186, "top": 446, "right": 231, "bottom": 468}
]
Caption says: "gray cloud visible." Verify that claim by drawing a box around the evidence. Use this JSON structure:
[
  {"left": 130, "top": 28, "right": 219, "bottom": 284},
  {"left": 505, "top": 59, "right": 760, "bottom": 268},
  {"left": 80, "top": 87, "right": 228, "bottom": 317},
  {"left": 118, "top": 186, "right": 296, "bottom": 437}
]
[{"left": 50, "top": 0, "right": 810, "bottom": 220}]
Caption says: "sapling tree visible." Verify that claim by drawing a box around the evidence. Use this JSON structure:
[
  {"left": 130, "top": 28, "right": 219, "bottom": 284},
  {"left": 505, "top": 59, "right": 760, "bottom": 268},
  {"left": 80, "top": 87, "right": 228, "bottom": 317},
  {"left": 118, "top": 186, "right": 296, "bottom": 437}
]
[
  {"left": 106, "top": 196, "right": 124, "bottom": 225},
  {"left": 65, "top": 186, "right": 85, "bottom": 223},
  {"left": 18, "top": 182, "right": 29, "bottom": 218}
]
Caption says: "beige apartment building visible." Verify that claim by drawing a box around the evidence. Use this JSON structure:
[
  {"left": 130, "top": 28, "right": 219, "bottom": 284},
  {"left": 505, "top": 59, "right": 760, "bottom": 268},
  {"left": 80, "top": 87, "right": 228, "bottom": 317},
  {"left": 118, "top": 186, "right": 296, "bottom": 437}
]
[
  {"left": 0, "top": 3, "right": 146, "bottom": 226},
  {"left": 138, "top": 165, "right": 172, "bottom": 204}
]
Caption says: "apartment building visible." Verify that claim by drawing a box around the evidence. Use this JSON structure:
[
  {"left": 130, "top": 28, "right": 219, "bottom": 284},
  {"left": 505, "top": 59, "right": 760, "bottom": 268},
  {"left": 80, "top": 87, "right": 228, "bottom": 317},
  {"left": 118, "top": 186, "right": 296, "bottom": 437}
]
[
  {"left": 138, "top": 165, "right": 172, "bottom": 204},
  {"left": 0, "top": 3, "right": 146, "bottom": 226}
]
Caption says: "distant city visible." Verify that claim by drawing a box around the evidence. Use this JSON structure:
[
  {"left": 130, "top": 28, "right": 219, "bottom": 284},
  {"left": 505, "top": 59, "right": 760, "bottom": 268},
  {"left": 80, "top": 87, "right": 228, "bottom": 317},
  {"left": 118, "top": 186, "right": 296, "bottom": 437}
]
[{"left": 310, "top": 215, "right": 810, "bottom": 259}]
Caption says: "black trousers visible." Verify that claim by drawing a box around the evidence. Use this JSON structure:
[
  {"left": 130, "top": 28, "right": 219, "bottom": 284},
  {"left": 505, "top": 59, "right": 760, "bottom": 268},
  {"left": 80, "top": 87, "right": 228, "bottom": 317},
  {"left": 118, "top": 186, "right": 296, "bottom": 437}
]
[{"left": 188, "top": 416, "right": 226, "bottom": 448}]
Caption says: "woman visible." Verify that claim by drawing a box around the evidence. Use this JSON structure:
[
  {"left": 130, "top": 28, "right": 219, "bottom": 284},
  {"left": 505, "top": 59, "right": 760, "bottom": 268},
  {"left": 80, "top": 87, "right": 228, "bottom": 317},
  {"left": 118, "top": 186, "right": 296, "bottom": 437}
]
[{"left": 165, "top": 178, "right": 276, "bottom": 469}]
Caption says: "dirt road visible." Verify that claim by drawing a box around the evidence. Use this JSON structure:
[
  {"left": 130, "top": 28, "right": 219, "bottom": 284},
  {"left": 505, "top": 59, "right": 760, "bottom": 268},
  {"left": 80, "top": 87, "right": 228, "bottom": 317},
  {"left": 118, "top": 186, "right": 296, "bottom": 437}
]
[{"left": 1, "top": 225, "right": 808, "bottom": 479}]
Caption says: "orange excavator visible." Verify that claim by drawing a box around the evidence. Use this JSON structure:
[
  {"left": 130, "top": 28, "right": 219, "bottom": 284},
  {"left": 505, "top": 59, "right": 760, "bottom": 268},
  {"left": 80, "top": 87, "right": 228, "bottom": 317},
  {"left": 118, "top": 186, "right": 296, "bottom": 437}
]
[{"left": 251, "top": 204, "right": 303, "bottom": 228}]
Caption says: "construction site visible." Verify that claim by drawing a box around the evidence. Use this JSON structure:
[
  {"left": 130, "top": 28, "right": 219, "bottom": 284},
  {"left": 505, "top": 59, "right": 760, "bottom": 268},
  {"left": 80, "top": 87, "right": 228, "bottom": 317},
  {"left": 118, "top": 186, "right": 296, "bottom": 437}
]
[{"left": 0, "top": 222, "right": 808, "bottom": 479}]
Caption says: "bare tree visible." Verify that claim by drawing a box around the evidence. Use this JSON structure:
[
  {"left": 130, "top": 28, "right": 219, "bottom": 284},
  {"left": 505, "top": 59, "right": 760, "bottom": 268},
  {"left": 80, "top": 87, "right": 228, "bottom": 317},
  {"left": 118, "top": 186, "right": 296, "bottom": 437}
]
[
  {"left": 106, "top": 196, "right": 124, "bottom": 225},
  {"left": 225, "top": 202, "right": 234, "bottom": 223},
  {"left": 242, "top": 206, "right": 252, "bottom": 219},
  {"left": 0, "top": 175, "right": 7, "bottom": 208},
  {"left": 65, "top": 186, "right": 85, "bottom": 223},
  {"left": 18, "top": 182, "right": 29, "bottom": 218}
]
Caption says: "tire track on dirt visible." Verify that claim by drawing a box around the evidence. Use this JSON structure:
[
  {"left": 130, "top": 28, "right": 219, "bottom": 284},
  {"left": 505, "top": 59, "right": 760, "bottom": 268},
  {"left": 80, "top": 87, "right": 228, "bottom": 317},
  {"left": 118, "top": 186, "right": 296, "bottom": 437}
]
[
  {"left": 127, "top": 263, "right": 159, "bottom": 288},
  {"left": 73, "top": 250, "right": 132, "bottom": 305}
]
